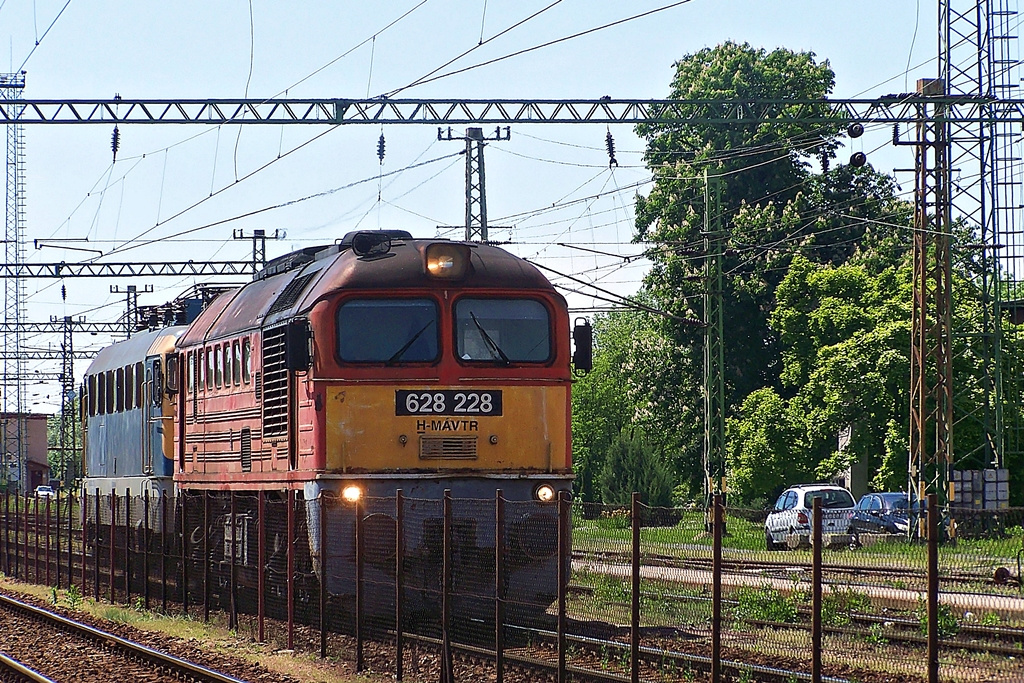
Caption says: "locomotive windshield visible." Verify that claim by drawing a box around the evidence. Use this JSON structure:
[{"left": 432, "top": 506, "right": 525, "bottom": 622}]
[
  {"left": 455, "top": 298, "right": 550, "bottom": 363},
  {"left": 337, "top": 298, "right": 439, "bottom": 363}
]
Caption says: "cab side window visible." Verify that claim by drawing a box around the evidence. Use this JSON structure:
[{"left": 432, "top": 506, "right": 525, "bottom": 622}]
[{"left": 241, "top": 338, "right": 252, "bottom": 383}]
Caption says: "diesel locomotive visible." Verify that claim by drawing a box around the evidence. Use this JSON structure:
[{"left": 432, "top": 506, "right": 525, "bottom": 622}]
[{"left": 81, "top": 230, "right": 585, "bottom": 620}]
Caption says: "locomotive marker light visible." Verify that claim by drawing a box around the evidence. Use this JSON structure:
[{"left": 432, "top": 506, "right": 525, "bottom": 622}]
[
  {"left": 342, "top": 485, "right": 363, "bottom": 503},
  {"left": 425, "top": 243, "right": 471, "bottom": 279},
  {"left": 534, "top": 484, "right": 556, "bottom": 503}
]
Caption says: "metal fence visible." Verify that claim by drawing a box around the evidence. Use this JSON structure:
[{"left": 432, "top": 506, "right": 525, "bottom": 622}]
[{"left": 0, "top": 489, "right": 1021, "bottom": 682}]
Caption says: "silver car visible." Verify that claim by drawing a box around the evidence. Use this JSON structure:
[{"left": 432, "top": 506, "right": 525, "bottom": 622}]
[{"left": 765, "top": 484, "right": 856, "bottom": 550}]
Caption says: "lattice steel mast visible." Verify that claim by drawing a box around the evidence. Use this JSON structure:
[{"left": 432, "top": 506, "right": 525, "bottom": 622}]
[{"left": 2, "top": 73, "right": 26, "bottom": 493}]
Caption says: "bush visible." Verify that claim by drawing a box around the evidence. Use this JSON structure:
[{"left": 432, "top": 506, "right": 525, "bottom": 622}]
[
  {"left": 822, "top": 587, "right": 872, "bottom": 626},
  {"left": 917, "top": 599, "right": 959, "bottom": 638},
  {"left": 732, "top": 584, "right": 799, "bottom": 623},
  {"left": 599, "top": 428, "right": 674, "bottom": 507}
]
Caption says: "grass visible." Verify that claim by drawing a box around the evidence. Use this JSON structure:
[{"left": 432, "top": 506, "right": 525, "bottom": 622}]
[
  {"left": 573, "top": 507, "right": 1024, "bottom": 573},
  {"left": 0, "top": 575, "right": 386, "bottom": 683}
]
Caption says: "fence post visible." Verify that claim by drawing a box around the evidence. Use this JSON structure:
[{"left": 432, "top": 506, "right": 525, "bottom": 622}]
[
  {"left": 144, "top": 489, "right": 150, "bottom": 610},
  {"left": 45, "top": 494, "right": 51, "bottom": 587},
  {"left": 396, "top": 489, "right": 405, "bottom": 682},
  {"left": 93, "top": 492, "right": 100, "bottom": 602},
  {"left": 319, "top": 491, "right": 328, "bottom": 660},
  {"left": 495, "top": 489, "right": 504, "bottom": 683},
  {"left": 68, "top": 490, "right": 74, "bottom": 590},
  {"left": 927, "top": 492, "right": 939, "bottom": 683},
  {"left": 812, "top": 497, "right": 822, "bottom": 683},
  {"left": 355, "top": 494, "right": 364, "bottom": 672},
  {"left": 109, "top": 491, "right": 117, "bottom": 603},
  {"left": 441, "top": 489, "right": 454, "bottom": 683},
  {"left": 181, "top": 493, "right": 189, "bottom": 616},
  {"left": 287, "top": 488, "right": 295, "bottom": 651},
  {"left": 34, "top": 494, "right": 39, "bottom": 582},
  {"left": 712, "top": 492, "right": 722, "bottom": 683},
  {"left": 124, "top": 489, "right": 131, "bottom": 604},
  {"left": 2, "top": 493, "right": 8, "bottom": 576},
  {"left": 203, "top": 490, "right": 210, "bottom": 622},
  {"left": 631, "top": 492, "right": 641, "bottom": 683},
  {"left": 55, "top": 492, "right": 61, "bottom": 589},
  {"left": 257, "top": 490, "right": 265, "bottom": 643},
  {"left": 229, "top": 491, "right": 237, "bottom": 631},
  {"left": 557, "top": 490, "right": 569, "bottom": 683},
  {"left": 160, "top": 493, "right": 167, "bottom": 612},
  {"left": 16, "top": 492, "right": 22, "bottom": 579}
]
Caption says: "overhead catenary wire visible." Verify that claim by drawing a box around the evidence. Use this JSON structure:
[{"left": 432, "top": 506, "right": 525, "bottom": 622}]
[
  {"left": 387, "top": 0, "right": 698, "bottom": 94},
  {"left": 98, "top": 150, "right": 464, "bottom": 258}
]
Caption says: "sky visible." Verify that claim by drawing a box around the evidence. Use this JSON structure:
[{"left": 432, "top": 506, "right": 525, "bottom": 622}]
[{"left": 0, "top": 0, "right": 943, "bottom": 412}]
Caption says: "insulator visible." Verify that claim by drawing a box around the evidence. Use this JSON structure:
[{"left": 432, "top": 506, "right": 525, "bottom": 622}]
[
  {"left": 111, "top": 126, "right": 121, "bottom": 162},
  {"left": 850, "top": 151, "right": 867, "bottom": 167},
  {"left": 892, "top": 124, "right": 900, "bottom": 146},
  {"left": 377, "top": 133, "right": 386, "bottom": 164},
  {"left": 847, "top": 122, "right": 864, "bottom": 138},
  {"left": 61, "top": 284, "right": 66, "bottom": 301},
  {"left": 605, "top": 131, "right": 618, "bottom": 168}
]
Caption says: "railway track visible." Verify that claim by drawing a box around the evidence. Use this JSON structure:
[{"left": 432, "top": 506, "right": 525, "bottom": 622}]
[
  {"left": 573, "top": 547, "right": 1022, "bottom": 590},
  {"left": 569, "top": 582, "right": 1024, "bottom": 644},
  {"left": 0, "top": 592, "right": 259, "bottom": 683},
  {"left": 0, "top": 651, "right": 55, "bottom": 683}
]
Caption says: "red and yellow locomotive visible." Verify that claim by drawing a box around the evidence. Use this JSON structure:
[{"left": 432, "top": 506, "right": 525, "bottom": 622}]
[{"left": 169, "top": 230, "right": 576, "bottom": 617}]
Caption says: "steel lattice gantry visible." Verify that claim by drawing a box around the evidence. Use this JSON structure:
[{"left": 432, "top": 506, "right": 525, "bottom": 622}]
[{"left": 0, "top": 95, "right": 1017, "bottom": 126}]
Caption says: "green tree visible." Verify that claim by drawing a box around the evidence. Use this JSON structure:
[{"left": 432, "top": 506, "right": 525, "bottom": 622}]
[
  {"left": 625, "top": 42, "right": 910, "bottom": 495},
  {"left": 571, "top": 306, "right": 691, "bottom": 501},
  {"left": 599, "top": 427, "right": 674, "bottom": 508}
]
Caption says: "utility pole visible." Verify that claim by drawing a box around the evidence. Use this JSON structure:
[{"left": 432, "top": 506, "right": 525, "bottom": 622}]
[
  {"left": 110, "top": 284, "right": 153, "bottom": 337},
  {"left": 703, "top": 169, "right": 726, "bottom": 515},
  {"left": 233, "top": 228, "right": 279, "bottom": 275},
  {"left": 59, "top": 315, "right": 77, "bottom": 484},
  {"left": 438, "top": 127, "right": 510, "bottom": 241},
  {"left": 907, "top": 78, "right": 954, "bottom": 523}
]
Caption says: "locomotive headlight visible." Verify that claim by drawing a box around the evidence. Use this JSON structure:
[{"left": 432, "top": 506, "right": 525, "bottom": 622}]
[
  {"left": 534, "top": 484, "right": 556, "bottom": 503},
  {"left": 342, "top": 485, "right": 363, "bottom": 503},
  {"left": 425, "top": 243, "right": 470, "bottom": 279}
]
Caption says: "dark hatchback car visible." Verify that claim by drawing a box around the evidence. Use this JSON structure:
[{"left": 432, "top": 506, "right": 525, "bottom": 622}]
[{"left": 850, "top": 492, "right": 911, "bottom": 537}]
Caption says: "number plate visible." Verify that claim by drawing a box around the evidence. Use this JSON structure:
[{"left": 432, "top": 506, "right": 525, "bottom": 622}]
[{"left": 396, "top": 390, "right": 503, "bottom": 416}]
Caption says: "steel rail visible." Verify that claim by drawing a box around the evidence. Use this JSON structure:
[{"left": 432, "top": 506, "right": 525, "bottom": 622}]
[
  {"left": 506, "top": 624, "right": 853, "bottom": 683},
  {"left": 569, "top": 581, "right": 1024, "bottom": 643},
  {"left": 743, "top": 618, "right": 1024, "bottom": 657},
  {"left": 0, "top": 651, "right": 57, "bottom": 683},
  {"left": 0, "top": 593, "right": 250, "bottom": 683},
  {"left": 573, "top": 547, "right": 1011, "bottom": 584}
]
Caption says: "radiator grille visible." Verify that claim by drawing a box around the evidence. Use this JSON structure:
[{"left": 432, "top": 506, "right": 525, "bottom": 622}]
[
  {"left": 419, "top": 436, "right": 477, "bottom": 460},
  {"left": 262, "top": 327, "right": 289, "bottom": 437},
  {"left": 240, "top": 427, "right": 252, "bottom": 472},
  {"left": 268, "top": 272, "right": 315, "bottom": 315}
]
